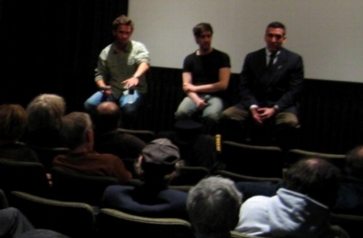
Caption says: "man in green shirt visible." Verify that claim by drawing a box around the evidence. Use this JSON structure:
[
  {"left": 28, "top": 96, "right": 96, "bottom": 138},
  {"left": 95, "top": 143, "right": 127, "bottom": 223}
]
[{"left": 84, "top": 15, "right": 150, "bottom": 129}]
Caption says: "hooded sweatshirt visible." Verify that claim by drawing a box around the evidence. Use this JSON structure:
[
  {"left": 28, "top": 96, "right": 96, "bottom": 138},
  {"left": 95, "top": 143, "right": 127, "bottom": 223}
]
[{"left": 235, "top": 188, "right": 348, "bottom": 238}]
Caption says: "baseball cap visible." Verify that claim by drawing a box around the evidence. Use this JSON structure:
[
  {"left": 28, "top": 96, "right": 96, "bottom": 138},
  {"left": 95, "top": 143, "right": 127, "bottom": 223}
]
[{"left": 142, "top": 138, "right": 180, "bottom": 165}]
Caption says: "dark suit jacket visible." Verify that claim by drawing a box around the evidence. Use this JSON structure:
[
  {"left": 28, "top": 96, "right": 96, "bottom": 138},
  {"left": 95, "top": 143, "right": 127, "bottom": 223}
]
[{"left": 237, "top": 47, "right": 304, "bottom": 113}]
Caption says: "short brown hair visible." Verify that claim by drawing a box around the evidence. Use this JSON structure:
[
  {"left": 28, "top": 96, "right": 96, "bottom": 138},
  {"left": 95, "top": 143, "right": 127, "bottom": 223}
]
[
  {"left": 112, "top": 15, "right": 134, "bottom": 31},
  {"left": 0, "top": 104, "right": 27, "bottom": 141},
  {"left": 193, "top": 23, "right": 213, "bottom": 37}
]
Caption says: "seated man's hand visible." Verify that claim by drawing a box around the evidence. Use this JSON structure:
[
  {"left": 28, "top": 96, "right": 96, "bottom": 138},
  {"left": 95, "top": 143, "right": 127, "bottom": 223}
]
[
  {"left": 257, "top": 107, "right": 276, "bottom": 121},
  {"left": 251, "top": 107, "right": 263, "bottom": 124},
  {"left": 100, "top": 85, "right": 112, "bottom": 96},
  {"left": 122, "top": 77, "right": 139, "bottom": 88},
  {"left": 183, "top": 83, "right": 196, "bottom": 92},
  {"left": 195, "top": 98, "right": 208, "bottom": 110}
]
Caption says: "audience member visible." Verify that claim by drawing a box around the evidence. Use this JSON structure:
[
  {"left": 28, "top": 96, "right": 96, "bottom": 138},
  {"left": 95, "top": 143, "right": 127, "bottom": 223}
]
[
  {"left": 0, "top": 104, "right": 38, "bottom": 162},
  {"left": 0, "top": 207, "right": 68, "bottom": 238},
  {"left": 52, "top": 112, "right": 131, "bottom": 183},
  {"left": 236, "top": 146, "right": 363, "bottom": 216},
  {"left": 101, "top": 138, "right": 188, "bottom": 219},
  {"left": 157, "top": 119, "right": 218, "bottom": 170},
  {"left": 175, "top": 22, "right": 231, "bottom": 134},
  {"left": 334, "top": 145, "right": 363, "bottom": 215},
  {"left": 235, "top": 157, "right": 348, "bottom": 238},
  {"left": 187, "top": 176, "right": 242, "bottom": 238},
  {"left": 221, "top": 21, "right": 303, "bottom": 150},
  {"left": 84, "top": 15, "right": 150, "bottom": 129},
  {"left": 93, "top": 101, "right": 146, "bottom": 170},
  {"left": 25, "top": 94, "right": 66, "bottom": 147}
]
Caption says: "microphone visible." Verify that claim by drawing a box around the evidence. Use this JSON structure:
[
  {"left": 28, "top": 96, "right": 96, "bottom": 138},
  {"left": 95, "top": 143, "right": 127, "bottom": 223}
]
[
  {"left": 202, "top": 95, "right": 211, "bottom": 103},
  {"left": 128, "top": 87, "right": 135, "bottom": 95}
]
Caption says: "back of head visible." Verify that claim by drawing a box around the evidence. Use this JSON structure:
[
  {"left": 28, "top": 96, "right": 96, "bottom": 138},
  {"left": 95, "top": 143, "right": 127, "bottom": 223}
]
[
  {"left": 345, "top": 145, "right": 363, "bottom": 180},
  {"left": 284, "top": 157, "right": 341, "bottom": 208},
  {"left": 93, "top": 101, "right": 120, "bottom": 133},
  {"left": 139, "top": 138, "right": 180, "bottom": 181},
  {"left": 0, "top": 104, "right": 27, "bottom": 141},
  {"left": 26, "top": 94, "right": 65, "bottom": 131},
  {"left": 61, "top": 112, "right": 93, "bottom": 150},
  {"left": 187, "top": 176, "right": 242, "bottom": 235}
]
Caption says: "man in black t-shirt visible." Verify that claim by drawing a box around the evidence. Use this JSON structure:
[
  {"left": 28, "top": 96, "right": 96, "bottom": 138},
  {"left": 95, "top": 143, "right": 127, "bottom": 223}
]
[{"left": 175, "top": 23, "right": 231, "bottom": 134}]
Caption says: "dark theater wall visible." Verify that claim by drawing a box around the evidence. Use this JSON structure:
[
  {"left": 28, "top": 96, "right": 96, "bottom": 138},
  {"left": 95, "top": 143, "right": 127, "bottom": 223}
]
[{"left": 0, "top": 0, "right": 128, "bottom": 111}]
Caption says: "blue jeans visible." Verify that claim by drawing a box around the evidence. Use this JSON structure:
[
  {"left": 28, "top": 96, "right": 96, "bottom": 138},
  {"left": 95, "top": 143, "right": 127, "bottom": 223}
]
[
  {"left": 175, "top": 95, "right": 224, "bottom": 122},
  {"left": 0, "top": 207, "right": 34, "bottom": 237},
  {"left": 84, "top": 89, "right": 145, "bottom": 128}
]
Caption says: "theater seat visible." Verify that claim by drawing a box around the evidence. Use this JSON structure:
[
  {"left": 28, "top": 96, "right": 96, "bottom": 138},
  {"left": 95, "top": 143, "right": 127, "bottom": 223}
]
[
  {"left": 221, "top": 141, "right": 284, "bottom": 178},
  {"left": 10, "top": 191, "right": 96, "bottom": 238},
  {"left": 96, "top": 208, "right": 194, "bottom": 238}
]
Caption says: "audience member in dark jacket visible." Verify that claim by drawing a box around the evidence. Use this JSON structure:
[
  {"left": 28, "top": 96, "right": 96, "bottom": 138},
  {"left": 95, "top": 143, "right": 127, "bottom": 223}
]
[
  {"left": 101, "top": 138, "right": 188, "bottom": 220},
  {"left": 0, "top": 104, "right": 38, "bottom": 162},
  {"left": 93, "top": 101, "right": 146, "bottom": 174},
  {"left": 333, "top": 145, "right": 363, "bottom": 215}
]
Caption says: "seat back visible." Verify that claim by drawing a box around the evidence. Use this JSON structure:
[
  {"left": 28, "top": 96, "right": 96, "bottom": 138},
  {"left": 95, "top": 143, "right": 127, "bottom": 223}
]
[
  {"left": 221, "top": 141, "right": 283, "bottom": 178},
  {"left": 215, "top": 170, "right": 283, "bottom": 183},
  {"left": 10, "top": 191, "right": 95, "bottom": 238},
  {"left": 0, "top": 160, "right": 50, "bottom": 197},
  {"left": 0, "top": 189, "right": 9, "bottom": 209},
  {"left": 117, "top": 128, "right": 156, "bottom": 143},
  {"left": 50, "top": 167, "right": 119, "bottom": 205},
  {"left": 169, "top": 166, "right": 210, "bottom": 186},
  {"left": 331, "top": 213, "right": 363, "bottom": 238},
  {"left": 96, "top": 208, "right": 194, "bottom": 238},
  {"left": 285, "top": 149, "right": 346, "bottom": 170},
  {"left": 29, "top": 146, "right": 69, "bottom": 172}
]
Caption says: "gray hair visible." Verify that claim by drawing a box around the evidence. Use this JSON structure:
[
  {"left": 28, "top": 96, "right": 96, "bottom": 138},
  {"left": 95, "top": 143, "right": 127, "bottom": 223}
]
[
  {"left": 61, "top": 112, "right": 92, "bottom": 149},
  {"left": 187, "top": 176, "right": 242, "bottom": 234},
  {"left": 26, "top": 94, "right": 66, "bottom": 131}
]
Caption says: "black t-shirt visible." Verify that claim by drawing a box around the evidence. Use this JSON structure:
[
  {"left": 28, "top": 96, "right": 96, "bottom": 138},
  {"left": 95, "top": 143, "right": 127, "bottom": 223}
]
[{"left": 183, "top": 48, "right": 231, "bottom": 97}]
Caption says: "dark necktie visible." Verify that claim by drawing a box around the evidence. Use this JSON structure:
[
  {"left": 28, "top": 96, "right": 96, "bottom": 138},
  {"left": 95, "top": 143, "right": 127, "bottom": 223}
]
[{"left": 267, "top": 53, "right": 276, "bottom": 69}]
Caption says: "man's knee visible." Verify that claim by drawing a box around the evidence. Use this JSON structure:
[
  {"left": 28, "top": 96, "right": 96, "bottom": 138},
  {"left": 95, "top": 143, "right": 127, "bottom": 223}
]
[
  {"left": 202, "top": 112, "right": 220, "bottom": 123},
  {"left": 275, "top": 112, "right": 299, "bottom": 128},
  {"left": 175, "top": 109, "right": 192, "bottom": 120},
  {"left": 221, "top": 106, "right": 248, "bottom": 122}
]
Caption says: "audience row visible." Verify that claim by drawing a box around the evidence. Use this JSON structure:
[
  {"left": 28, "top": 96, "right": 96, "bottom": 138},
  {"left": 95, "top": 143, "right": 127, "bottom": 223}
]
[{"left": 0, "top": 93, "right": 362, "bottom": 238}]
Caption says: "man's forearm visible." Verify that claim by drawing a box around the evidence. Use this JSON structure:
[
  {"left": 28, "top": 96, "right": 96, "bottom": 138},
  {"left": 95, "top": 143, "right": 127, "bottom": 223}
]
[{"left": 133, "top": 62, "right": 149, "bottom": 78}]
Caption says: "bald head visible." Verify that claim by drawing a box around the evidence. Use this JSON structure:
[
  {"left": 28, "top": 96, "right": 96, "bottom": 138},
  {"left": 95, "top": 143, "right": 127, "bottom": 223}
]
[
  {"left": 93, "top": 102, "right": 121, "bottom": 133},
  {"left": 346, "top": 145, "right": 363, "bottom": 180},
  {"left": 96, "top": 101, "right": 120, "bottom": 115},
  {"left": 284, "top": 157, "right": 341, "bottom": 207}
]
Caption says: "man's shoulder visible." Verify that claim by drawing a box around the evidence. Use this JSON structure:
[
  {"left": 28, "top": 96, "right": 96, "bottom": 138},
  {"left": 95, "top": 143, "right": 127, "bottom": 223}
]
[
  {"left": 86, "top": 151, "right": 121, "bottom": 161},
  {"left": 184, "top": 51, "right": 197, "bottom": 60},
  {"left": 99, "top": 44, "right": 114, "bottom": 58},
  {"left": 104, "top": 184, "right": 134, "bottom": 194},
  {"left": 280, "top": 48, "right": 302, "bottom": 59},
  {"left": 247, "top": 48, "right": 265, "bottom": 56},
  {"left": 212, "top": 48, "right": 230, "bottom": 57},
  {"left": 130, "top": 40, "right": 147, "bottom": 48}
]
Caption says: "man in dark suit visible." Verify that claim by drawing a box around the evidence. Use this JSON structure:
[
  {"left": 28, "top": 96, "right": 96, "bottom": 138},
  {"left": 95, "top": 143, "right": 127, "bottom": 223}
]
[{"left": 221, "top": 21, "right": 304, "bottom": 149}]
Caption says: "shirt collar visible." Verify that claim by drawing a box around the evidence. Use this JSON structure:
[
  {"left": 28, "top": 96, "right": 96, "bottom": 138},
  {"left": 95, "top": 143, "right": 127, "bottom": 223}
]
[
  {"left": 112, "top": 41, "right": 132, "bottom": 54},
  {"left": 265, "top": 48, "right": 281, "bottom": 57}
]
